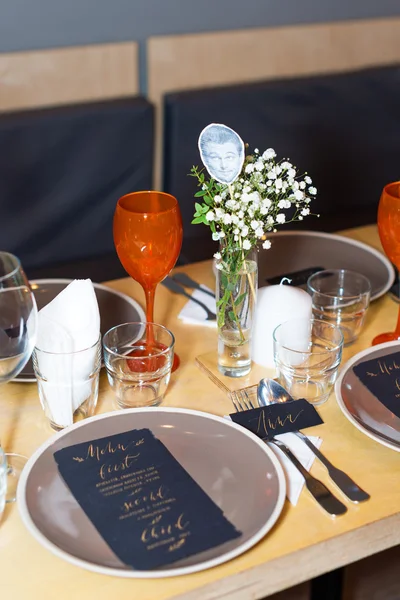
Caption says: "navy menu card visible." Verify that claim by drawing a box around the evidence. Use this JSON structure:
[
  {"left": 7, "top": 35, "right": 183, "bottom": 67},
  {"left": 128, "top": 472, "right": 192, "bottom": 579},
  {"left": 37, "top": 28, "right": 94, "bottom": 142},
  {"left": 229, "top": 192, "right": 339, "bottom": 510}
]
[
  {"left": 353, "top": 351, "right": 400, "bottom": 418},
  {"left": 54, "top": 428, "right": 241, "bottom": 570},
  {"left": 230, "top": 399, "right": 323, "bottom": 439}
]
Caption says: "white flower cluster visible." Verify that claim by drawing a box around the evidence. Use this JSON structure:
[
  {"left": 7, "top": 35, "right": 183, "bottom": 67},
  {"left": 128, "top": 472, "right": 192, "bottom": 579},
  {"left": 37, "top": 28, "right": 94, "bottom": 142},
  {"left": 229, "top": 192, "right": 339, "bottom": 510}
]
[{"left": 200, "top": 149, "right": 316, "bottom": 257}]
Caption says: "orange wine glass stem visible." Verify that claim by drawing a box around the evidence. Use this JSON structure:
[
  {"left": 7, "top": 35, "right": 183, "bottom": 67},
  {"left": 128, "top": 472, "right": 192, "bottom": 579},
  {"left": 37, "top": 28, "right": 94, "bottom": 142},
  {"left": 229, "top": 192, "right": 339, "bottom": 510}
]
[{"left": 144, "top": 285, "right": 156, "bottom": 323}]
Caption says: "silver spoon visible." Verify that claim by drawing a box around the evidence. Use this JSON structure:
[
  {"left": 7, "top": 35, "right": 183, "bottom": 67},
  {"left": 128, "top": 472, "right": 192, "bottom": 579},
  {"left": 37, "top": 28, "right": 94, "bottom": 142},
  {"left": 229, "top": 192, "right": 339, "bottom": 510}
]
[{"left": 257, "top": 378, "right": 370, "bottom": 503}]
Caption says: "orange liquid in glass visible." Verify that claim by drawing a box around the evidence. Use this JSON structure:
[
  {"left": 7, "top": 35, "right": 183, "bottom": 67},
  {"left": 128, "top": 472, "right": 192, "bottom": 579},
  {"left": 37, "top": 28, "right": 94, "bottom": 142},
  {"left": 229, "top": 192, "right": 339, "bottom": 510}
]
[{"left": 372, "top": 181, "right": 400, "bottom": 345}]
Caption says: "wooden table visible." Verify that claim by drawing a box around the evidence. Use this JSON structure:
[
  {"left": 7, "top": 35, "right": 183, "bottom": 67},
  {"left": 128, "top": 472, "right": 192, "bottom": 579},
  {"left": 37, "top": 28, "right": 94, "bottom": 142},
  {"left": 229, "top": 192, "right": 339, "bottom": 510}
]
[{"left": 1, "top": 225, "right": 400, "bottom": 600}]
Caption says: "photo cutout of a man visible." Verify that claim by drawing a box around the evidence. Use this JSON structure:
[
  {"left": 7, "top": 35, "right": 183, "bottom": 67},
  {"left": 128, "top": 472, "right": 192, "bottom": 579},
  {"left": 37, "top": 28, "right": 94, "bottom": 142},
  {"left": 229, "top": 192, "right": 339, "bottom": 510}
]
[{"left": 198, "top": 123, "right": 245, "bottom": 185}]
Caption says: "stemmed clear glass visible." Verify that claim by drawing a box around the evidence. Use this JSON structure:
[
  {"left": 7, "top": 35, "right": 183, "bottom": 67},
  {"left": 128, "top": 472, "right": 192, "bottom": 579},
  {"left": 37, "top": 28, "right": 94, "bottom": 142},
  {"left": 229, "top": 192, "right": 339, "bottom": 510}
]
[{"left": 0, "top": 252, "right": 37, "bottom": 501}]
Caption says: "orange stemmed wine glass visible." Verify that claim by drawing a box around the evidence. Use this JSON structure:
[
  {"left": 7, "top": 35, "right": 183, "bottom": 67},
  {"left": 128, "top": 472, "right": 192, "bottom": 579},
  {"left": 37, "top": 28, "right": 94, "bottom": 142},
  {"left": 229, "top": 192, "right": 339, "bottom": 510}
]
[
  {"left": 113, "top": 191, "right": 183, "bottom": 368},
  {"left": 373, "top": 181, "right": 400, "bottom": 345}
]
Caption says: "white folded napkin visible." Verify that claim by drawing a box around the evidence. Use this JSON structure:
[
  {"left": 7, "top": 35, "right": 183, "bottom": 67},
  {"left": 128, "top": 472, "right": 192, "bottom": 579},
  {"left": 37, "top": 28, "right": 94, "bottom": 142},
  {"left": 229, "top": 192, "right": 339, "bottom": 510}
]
[
  {"left": 35, "top": 279, "right": 100, "bottom": 428},
  {"left": 225, "top": 415, "right": 321, "bottom": 506},
  {"left": 268, "top": 432, "right": 322, "bottom": 505},
  {"left": 178, "top": 286, "right": 217, "bottom": 327}
]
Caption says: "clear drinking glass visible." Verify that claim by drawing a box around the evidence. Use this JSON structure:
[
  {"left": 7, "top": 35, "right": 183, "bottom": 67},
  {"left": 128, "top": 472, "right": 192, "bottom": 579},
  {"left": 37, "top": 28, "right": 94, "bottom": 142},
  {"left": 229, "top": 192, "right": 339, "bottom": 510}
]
[
  {"left": 32, "top": 336, "right": 102, "bottom": 431},
  {"left": 103, "top": 322, "right": 174, "bottom": 409},
  {"left": 273, "top": 317, "right": 344, "bottom": 405},
  {"left": 307, "top": 269, "right": 371, "bottom": 345},
  {"left": 0, "top": 251, "right": 38, "bottom": 501}
]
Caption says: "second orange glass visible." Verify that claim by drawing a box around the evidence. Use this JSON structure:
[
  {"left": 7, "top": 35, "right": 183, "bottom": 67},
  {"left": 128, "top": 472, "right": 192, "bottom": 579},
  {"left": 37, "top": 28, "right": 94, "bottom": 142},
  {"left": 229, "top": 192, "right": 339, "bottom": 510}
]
[{"left": 373, "top": 181, "right": 400, "bottom": 345}]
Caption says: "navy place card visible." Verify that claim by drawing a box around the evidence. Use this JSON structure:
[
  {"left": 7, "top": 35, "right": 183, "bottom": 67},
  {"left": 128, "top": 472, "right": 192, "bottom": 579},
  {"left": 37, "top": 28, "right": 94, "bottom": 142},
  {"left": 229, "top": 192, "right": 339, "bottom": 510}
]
[
  {"left": 353, "top": 351, "right": 400, "bottom": 418},
  {"left": 54, "top": 428, "right": 241, "bottom": 570},
  {"left": 230, "top": 399, "right": 323, "bottom": 439}
]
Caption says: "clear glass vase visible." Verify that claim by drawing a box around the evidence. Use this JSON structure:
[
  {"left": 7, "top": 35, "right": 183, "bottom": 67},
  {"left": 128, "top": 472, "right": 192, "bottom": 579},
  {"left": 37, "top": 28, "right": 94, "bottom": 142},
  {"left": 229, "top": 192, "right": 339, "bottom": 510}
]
[{"left": 216, "top": 247, "right": 258, "bottom": 377}]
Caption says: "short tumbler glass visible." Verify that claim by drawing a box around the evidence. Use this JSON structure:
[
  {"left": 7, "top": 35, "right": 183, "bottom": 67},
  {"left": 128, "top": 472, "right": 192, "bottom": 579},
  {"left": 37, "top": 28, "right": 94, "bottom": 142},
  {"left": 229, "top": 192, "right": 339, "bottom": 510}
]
[
  {"left": 103, "top": 322, "right": 174, "bottom": 409},
  {"left": 307, "top": 269, "right": 371, "bottom": 345},
  {"left": 32, "top": 337, "right": 102, "bottom": 431},
  {"left": 273, "top": 317, "right": 344, "bottom": 406}
]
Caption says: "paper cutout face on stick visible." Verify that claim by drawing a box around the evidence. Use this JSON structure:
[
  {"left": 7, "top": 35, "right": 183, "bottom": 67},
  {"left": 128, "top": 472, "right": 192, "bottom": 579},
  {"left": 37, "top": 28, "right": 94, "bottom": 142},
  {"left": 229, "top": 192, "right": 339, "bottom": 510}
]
[{"left": 198, "top": 123, "right": 245, "bottom": 185}]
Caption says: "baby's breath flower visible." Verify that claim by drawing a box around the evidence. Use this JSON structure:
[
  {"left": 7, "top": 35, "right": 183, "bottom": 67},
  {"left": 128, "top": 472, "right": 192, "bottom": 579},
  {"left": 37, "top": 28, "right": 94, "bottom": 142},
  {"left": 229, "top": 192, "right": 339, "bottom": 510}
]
[
  {"left": 276, "top": 213, "right": 286, "bottom": 224},
  {"left": 214, "top": 194, "right": 222, "bottom": 203},
  {"left": 250, "top": 219, "right": 259, "bottom": 230},
  {"left": 262, "top": 148, "right": 276, "bottom": 160},
  {"left": 213, "top": 252, "right": 221, "bottom": 260},
  {"left": 304, "top": 176, "right": 312, "bottom": 184},
  {"left": 242, "top": 239, "right": 251, "bottom": 250},
  {"left": 206, "top": 211, "right": 215, "bottom": 222},
  {"left": 309, "top": 186, "right": 317, "bottom": 195},
  {"left": 245, "top": 163, "right": 255, "bottom": 174},
  {"left": 262, "top": 239, "right": 272, "bottom": 249},
  {"left": 223, "top": 214, "right": 232, "bottom": 225}
]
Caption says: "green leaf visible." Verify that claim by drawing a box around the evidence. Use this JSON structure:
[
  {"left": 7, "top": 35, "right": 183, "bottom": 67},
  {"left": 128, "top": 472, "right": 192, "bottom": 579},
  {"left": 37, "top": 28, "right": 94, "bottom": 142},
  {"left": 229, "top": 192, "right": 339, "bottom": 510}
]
[
  {"left": 203, "top": 195, "right": 213, "bottom": 206},
  {"left": 228, "top": 311, "right": 236, "bottom": 321},
  {"left": 191, "top": 216, "right": 204, "bottom": 224},
  {"left": 194, "top": 190, "right": 207, "bottom": 197},
  {"left": 234, "top": 292, "right": 246, "bottom": 306},
  {"left": 220, "top": 274, "right": 228, "bottom": 288},
  {"left": 194, "top": 202, "right": 203, "bottom": 212}
]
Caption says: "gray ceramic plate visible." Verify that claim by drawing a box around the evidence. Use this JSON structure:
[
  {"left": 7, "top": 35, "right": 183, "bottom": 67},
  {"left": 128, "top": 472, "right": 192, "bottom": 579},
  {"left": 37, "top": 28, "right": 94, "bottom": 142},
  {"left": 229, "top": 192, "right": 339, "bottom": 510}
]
[
  {"left": 17, "top": 408, "right": 285, "bottom": 578},
  {"left": 259, "top": 231, "right": 395, "bottom": 301},
  {"left": 14, "top": 279, "right": 145, "bottom": 383},
  {"left": 335, "top": 341, "right": 400, "bottom": 452}
]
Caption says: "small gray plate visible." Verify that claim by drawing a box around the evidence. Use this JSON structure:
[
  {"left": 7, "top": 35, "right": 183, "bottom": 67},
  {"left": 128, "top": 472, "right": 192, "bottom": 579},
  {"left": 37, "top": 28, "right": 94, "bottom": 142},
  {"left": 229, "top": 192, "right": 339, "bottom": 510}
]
[
  {"left": 17, "top": 408, "right": 286, "bottom": 578},
  {"left": 259, "top": 231, "right": 395, "bottom": 301},
  {"left": 335, "top": 341, "right": 400, "bottom": 452}
]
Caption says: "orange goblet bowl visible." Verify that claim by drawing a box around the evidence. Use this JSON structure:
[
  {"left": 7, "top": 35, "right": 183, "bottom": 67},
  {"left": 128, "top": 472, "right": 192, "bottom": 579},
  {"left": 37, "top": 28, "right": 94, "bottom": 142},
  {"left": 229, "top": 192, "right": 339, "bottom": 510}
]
[
  {"left": 372, "top": 181, "right": 400, "bottom": 345},
  {"left": 113, "top": 191, "right": 183, "bottom": 323}
]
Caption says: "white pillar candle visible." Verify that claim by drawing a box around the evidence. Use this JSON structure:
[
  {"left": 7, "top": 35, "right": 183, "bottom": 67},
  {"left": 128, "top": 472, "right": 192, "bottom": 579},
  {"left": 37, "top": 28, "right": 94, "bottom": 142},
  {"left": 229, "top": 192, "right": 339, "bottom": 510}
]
[{"left": 252, "top": 282, "right": 312, "bottom": 369}]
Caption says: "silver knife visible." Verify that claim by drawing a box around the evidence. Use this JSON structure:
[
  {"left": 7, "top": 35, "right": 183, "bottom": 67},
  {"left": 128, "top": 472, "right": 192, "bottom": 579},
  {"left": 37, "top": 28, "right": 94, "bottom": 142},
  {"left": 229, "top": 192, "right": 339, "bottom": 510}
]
[{"left": 272, "top": 437, "right": 348, "bottom": 517}]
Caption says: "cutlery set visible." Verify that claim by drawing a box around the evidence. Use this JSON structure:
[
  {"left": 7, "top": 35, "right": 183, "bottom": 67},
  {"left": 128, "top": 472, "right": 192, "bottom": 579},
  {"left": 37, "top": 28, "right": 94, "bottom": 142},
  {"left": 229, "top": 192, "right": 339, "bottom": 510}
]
[
  {"left": 162, "top": 273, "right": 216, "bottom": 319},
  {"left": 230, "top": 379, "right": 370, "bottom": 517},
  {"left": 164, "top": 272, "right": 371, "bottom": 516}
]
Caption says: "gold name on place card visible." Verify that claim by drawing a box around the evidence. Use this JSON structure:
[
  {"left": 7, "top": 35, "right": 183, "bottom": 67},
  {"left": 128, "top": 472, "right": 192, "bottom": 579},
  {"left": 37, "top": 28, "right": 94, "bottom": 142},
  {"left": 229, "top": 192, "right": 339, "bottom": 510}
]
[{"left": 250, "top": 408, "right": 305, "bottom": 438}]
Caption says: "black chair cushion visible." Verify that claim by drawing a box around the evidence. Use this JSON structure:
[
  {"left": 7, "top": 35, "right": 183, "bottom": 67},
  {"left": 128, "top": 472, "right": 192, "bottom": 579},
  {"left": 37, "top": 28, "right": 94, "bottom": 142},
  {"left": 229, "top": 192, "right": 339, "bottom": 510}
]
[
  {"left": 163, "top": 65, "right": 400, "bottom": 263},
  {"left": 0, "top": 97, "right": 154, "bottom": 281}
]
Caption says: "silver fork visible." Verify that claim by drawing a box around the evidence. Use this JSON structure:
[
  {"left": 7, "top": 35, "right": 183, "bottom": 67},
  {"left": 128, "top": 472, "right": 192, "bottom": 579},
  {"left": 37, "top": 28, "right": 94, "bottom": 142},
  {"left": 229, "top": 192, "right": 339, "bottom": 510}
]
[{"left": 230, "top": 389, "right": 348, "bottom": 517}]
